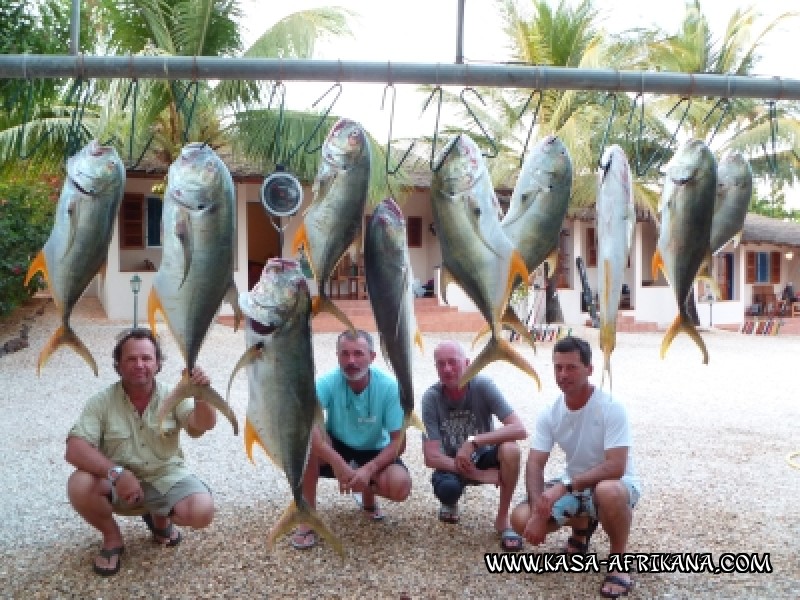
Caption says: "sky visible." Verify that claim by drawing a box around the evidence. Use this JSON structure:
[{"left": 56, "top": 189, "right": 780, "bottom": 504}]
[{"left": 239, "top": 0, "right": 799, "bottom": 139}]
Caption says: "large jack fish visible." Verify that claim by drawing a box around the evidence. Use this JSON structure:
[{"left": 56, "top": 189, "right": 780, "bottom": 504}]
[
  {"left": 596, "top": 145, "right": 635, "bottom": 388},
  {"left": 228, "top": 259, "right": 342, "bottom": 555},
  {"left": 502, "top": 135, "right": 572, "bottom": 277},
  {"left": 25, "top": 140, "right": 125, "bottom": 375},
  {"left": 431, "top": 134, "right": 539, "bottom": 389},
  {"left": 364, "top": 198, "right": 425, "bottom": 440},
  {"left": 148, "top": 143, "right": 240, "bottom": 434},
  {"left": 652, "top": 139, "right": 716, "bottom": 364},
  {"left": 711, "top": 152, "right": 752, "bottom": 254},
  {"left": 695, "top": 152, "right": 752, "bottom": 292},
  {"left": 292, "top": 118, "right": 370, "bottom": 332}
]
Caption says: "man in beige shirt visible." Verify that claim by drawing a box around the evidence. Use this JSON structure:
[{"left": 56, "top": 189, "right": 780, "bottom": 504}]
[{"left": 66, "top": 328, "right": 217, "bottom": 576}]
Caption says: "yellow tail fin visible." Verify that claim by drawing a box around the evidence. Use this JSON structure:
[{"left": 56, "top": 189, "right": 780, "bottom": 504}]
[
  {"left": 459, "top": 336, "right": 541, "bottom": 391},
  {"left": 660, "top": 314, "right": 709, "bottom": 364},
  {"left": 268, "top": 499, "right": 344, "bottom": 557},
  {"left": 37, "top": 324, "right": 98, "bottom": 377}
]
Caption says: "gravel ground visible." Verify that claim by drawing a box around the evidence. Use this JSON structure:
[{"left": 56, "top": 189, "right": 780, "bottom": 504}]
[{"left": 1, "top": 296, "right": 798, "bottom": 599}]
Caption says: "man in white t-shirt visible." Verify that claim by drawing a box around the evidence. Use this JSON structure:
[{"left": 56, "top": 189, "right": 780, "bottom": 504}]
[{"left": 510, "top": 336, "right": 641, "bottom": 599}]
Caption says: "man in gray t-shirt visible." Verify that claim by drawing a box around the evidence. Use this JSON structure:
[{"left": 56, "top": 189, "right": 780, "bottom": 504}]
[{"left": 421, "top": 340, "right": 527, "bottom": 552}]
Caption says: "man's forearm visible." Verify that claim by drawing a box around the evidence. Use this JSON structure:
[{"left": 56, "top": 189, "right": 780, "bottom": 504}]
[{"left": 572, "top": 459, "right": 625, "bottom": 492}]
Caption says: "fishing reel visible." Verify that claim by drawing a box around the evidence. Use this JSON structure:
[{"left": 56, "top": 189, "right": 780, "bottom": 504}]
[{"left": 260, "top": 165, "right": 303, "bottom": 218}]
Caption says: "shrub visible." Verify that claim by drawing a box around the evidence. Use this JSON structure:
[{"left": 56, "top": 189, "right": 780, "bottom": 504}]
[{"left": 0, "top": 172, "right": 59, "bottom": 315}]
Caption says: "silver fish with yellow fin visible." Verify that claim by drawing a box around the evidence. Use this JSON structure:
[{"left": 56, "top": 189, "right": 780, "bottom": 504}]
[
  {"left": 228, "top": 258, "right": 343, "bottom": 555},
  {"left": 652, "top": 139, "right": 716, "bottom": 364},
  {"left": 596, "top": 145, "right": 635, "bottom": 388},
  {"left": 291, "top": 118, "right": 370, "bottom": 332},
  {"left": 711, "top": 152, "right": 752, "bottom": 254},
  {"left": 430, "top": 134, "right": 539, "bottom": 389},
  {"left": 25, "top": 140, "right": 125, "bottom": 376},
  {"left": 364, "top": 198, "right": 426, "bottom": 440},
  {"left": 147, "top": 143, "right": 240, "bottom": 434}
]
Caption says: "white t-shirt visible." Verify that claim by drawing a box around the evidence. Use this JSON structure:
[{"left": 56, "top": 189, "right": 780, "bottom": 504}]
[{"left": 531, "top": 387, "right": 641, "bottom": 494}]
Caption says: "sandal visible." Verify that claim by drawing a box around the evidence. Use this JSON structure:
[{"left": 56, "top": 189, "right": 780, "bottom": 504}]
[
  {"left": 499, "top": 528, "right": 524, "bottom": 552},
  {"left": 142, "top": 513, "right": 182, "bottom": 547},
  {"left": 564, "top": 517, "right": 598, "bottom": 554},
  {"left": 438, "top": 503, "right": 460, "bottom": 524},
  {"left": 353, "top": 493, "right": 386, "bottom": 521},
  {"left": 93, "top": 546, "right": 124, "bottom": 577},
  {"left": 600, "top": 574, "right": 634, "bottom": 598},
  {"left": 290, "top": 528, "right": 318, "bottom": 550}
]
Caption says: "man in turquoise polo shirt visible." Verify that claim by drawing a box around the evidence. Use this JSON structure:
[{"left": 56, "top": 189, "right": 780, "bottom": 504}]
[{"left": 290, "top": 329, "right": 412, "bottom": 550}]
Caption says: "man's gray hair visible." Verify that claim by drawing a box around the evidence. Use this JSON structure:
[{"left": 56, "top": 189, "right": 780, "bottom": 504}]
[{"left": 336, "top": 329, "right": 374, "bottom": 352}]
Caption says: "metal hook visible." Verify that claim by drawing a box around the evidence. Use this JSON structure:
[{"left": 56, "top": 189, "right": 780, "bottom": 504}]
[
  {"left": 299, "top": 82, "right": 343, "bottom": 156},
  {"left": 65, "top": 78, "right": 94, "bottom": 158},
  {"left": 121, "top": 79, "right": 140, "bottom": 164},
  {"left": 170, "top": 80, "right": 199, "bottom": 144},
  {"left": 764, "top": 101, "right": 779, "bottom": 174},
  {"left": 597, "top": 93, "right": 618, "bottom": 167},
  {"left": 267, "top": 81, "right": 287, "bottom": 164},
  {"left": 702, "top": 97, "right": 731, "bottom": 147},
  {"left": 518, "top": 90, "right": 543, "bottom": 167},
  {"left": 459, "top": 87, "right": 498, "bottom": 158},
  {"left": 631, "top": 96, "right": 691, "bottom": 177},
  {"left": 381, "top": 84, "right": 416, "bottom": 176},
  {"left": 421, "top": 86, "right": 444, "bottom": 171}
]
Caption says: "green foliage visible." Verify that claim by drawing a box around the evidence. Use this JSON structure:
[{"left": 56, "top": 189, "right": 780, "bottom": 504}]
[{"left": 0, "top": 172, "right": 59, "bottom": 315}]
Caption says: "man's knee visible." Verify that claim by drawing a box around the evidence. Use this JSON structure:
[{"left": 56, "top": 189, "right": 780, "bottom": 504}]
[
  {"left": 174, "top": 493, "right": 214, "bottom": 528},
  {"left": 594, "top": 480, "right": 630, "bottom": 514},
  {"left": 387, "top": 468, "right": 412, "bottom": 502},
  {"left": 510, "top": 501, "right": 531, "bottom": 534},
  {"left": 67, "top": 470, "right": 107, "bottom": 506},
  {"left": 497, "top": 441, "right": 521, "bottom": 465},
  {"left": 431, "top": 471, "right": 464, "bottom": 505}
]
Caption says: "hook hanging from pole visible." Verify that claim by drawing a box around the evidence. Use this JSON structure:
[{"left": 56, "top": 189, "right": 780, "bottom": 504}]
[
  {"left": 460, "top": 87, "right": 498, "bottom": 158},
  {"left": 597, "top": 93, "right": 618, "bottom": 167},
  {"left": 296, "top": 82, "right": 342, "bottom": 156},
  {"left": 421, "top": 85, "right": 444, "bottom": 171},
  {"left": 381, "top": 83, "right": 415, "bottom": 176},
  {"left": 702, "top": 97, "right": 731, "bottom": 147},
  {"left": 763, "top": 100, "right": 779, "bottom": 174},
  {"left": 517, "top": 89, "right": 543, "bottom": 167}
]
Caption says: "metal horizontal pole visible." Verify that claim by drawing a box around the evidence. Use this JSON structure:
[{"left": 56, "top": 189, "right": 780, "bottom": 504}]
[{"left": 1, "top": 54, "right": 799, "bottom": 100}]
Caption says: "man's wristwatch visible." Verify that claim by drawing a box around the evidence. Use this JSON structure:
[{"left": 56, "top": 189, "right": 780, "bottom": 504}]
[
  {"left": 466, "top": 435, "right": 478, "bottom": 449},
  {"left": 107, "top": 466, "right": 124, "bottom": 485},
  {"left": 562, "top": 476, "right": 573, "bottom": 494}
]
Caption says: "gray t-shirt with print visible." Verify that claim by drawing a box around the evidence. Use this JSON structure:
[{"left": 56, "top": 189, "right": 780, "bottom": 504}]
[{"left": 421, "top": 374, "right": 513, "bottom": 458}]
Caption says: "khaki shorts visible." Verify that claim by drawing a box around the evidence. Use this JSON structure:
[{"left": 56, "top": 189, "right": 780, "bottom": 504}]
[{"left": 110, "top": 475, "right": 211, "bottom": 517}]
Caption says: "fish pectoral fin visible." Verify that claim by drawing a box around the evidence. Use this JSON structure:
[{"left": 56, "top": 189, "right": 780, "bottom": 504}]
[
  {"left": 414, "top": 328, "right": 425, "bottom": 355},
  {"left": 291, "top": 223, "right": 310, "bottom": 258},
  {"left": 459, "top": 337, "right": 541, "bottom": 391},
  {"left": 660, "top": 314, "right": 709, "bottom": 364},
  {"left": 224, "top": 281, "right": 243, "bottom": 331},
  {"left": 244, "top": 418, "right": 277, "bottom": 464},
  {"left": 37, "top": 324, "right": 98, "bottom": 377},
  {"left": 147, "top": 287, "right": 164, "bottom": 335},
  {"left": 651, "top": 249, "right": 664, "bottom": 282},
  {"left": 501, "top": 305, "right": 537, "bottom": 353},
  {"left": 542, "top": 248, "right": 559, "bottom": 280},
  {"left": 408, "top": 411, "right": 426, "bottom": 435},
  {"left": 227, "top": 343, "right": 264, "bottom": 404},
  {"left": 267, "top": 499, "right": 344, "bottom": 558},
  {"left": 24, "top": 250, "right": 49, "bottom": 288},
  {"left": 314, "top": 294, "right": 356, "bottom": 334},
  {"left": 175, "top": 208, "right": 193, "bottom": 288},
  {"left": 439, "top": 266, "right": 457, "bottom": 306},
  {"left": 64, "top": 197, "right": 80, "bottom": 257}
]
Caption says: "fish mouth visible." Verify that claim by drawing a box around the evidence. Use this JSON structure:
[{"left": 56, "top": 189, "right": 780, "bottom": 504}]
[
  {"left": 68, "top": 175, "right": 97, "bottom": 196},
  {"left": 248, "top": 318, "right": 278, "bottom": 336}
]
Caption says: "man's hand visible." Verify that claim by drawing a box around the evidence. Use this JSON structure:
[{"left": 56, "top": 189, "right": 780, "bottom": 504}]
[
  {"left": 346, "top": 464, "right": 375, "bottom": 493},
  {"left": 534, "top": 484, "right": 563, "bottom": 519},
  {"left": 186, "top": 367, "right": 210, "bottom": 386},
  {"left": 454, "top": 440, "right": 474, "bottom": 473},
  {"left": 114, "top": 469, "right": 144, "bottom": 506},
  {"left": 331, "top": 461, "right": 357, "bottom": 495},
  {"left": 522, "top": 513, "right": 550, "bottom": 546}
]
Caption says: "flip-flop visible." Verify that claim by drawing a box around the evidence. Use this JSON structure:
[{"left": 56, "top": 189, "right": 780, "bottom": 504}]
[
  {"left": 142, "top": 513, "right": 182, "bottom": 547},
  {"left": 93, "top": 546, "right": 124, "bottom": 577},
  {"left": 352, "top": 492, "right": 386, "bottom": 521},
  {"left": 499, "top": 528, "right": 524, "bottom": 552},
  {"left": 438, "top": 503, "right": 460, "bottom": 524},
  {"left": 599, "top": 574, "right": 634, "bottom": 598},
  {"left": 290, "top": 528, "right": 318, "bottom": 550}
]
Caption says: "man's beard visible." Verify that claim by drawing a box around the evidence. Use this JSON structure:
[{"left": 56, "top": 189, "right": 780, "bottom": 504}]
[{"left": 343, "top": 365, "right": 369, "bottom": 381}]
